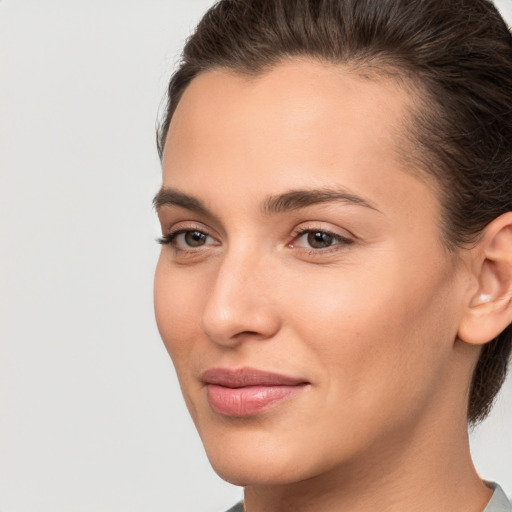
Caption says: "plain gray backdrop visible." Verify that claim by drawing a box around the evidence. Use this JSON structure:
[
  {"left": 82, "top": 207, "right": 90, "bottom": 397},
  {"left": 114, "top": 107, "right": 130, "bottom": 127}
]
[{"left": 1, "top": 1, "right": 511, "bottom": 511}]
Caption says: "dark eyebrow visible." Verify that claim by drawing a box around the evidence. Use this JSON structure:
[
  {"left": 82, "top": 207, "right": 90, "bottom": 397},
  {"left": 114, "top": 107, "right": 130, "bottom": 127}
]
[
  {"left": 153, "top": 188, "right": 211, "bottom": 216},
  {"left": 153, "top": 186, "right": 380, "bottom": 217},
  {"left": 262, "top": 188, "right": 380, "bottom": 214}
]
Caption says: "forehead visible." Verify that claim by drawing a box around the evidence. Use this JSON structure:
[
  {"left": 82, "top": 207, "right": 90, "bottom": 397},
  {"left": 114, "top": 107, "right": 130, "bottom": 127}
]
[
  {"left": 164, "top": 59, "right": 417, "bottom": 178},
  {"left": 162, "top": 59, "right": 439, "bottom": 229},
  {"left": 165, "top": 59, "right": 415, "bottom": 161}
]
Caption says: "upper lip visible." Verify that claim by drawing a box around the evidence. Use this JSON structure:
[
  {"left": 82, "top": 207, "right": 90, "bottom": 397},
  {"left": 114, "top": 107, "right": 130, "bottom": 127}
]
[{"left": 201, "top": 367, "right": 308, "bottom": 388}]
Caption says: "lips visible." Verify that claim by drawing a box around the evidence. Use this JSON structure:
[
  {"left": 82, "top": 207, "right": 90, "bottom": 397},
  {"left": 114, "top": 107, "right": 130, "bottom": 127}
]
[{"left": 201, "top": 367, "right": 309, "bottom": 417}]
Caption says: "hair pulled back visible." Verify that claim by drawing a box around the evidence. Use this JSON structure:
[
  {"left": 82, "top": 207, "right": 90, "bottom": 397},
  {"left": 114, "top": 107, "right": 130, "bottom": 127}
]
[{"left": 158, "top": 0, "right": 512, "bottom": 424}]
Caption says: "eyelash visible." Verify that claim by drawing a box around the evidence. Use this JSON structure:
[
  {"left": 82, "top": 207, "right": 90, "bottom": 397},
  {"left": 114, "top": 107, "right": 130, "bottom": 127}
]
[
  {"left": 158, "top": 225, "right": 353, "bottom": 256},
  {"left": 289, "top": 227, "right": 354, "bottom": 253},
  {"left": 157, "top": 227, "right": 215, "bottom": 249}
]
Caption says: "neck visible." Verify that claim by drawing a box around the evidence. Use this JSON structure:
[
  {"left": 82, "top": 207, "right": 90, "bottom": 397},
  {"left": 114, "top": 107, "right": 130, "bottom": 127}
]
[{"left": 244, "top": 433, "right": 490, "bottom": 512}]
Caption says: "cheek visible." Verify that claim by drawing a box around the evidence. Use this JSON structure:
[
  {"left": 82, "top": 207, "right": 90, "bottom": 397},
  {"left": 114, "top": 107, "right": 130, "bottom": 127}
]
[
  {"left": 154, "top": 256, "right": 202, "bottom": 363},
  {"left": 154, "top": 256, "right": 211, "bottom": 423},
  {"left": 282, "top": 252, "right": 460, "bottom": 412},
  {"left": 288, "top": 268, "right": 407, "bottom": 387}
]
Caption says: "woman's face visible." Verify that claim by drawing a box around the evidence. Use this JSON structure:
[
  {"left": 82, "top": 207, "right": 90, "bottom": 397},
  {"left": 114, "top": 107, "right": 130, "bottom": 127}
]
[{"left": 154, "top": 61, "right": 471, "bottom": 486}]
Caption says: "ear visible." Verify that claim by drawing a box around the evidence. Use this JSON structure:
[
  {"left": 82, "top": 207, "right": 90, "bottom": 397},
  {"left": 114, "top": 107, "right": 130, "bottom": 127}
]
[{"left": 458, "top": 212, "right": 512, "bottom": 345}]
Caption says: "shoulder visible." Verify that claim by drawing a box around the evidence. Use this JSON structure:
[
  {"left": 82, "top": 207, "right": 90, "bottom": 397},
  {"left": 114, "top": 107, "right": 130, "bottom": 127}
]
[
  {"left": 484, "top": 483, "right": 512, "bottom": 512},
  {"left": 222, "top": 486, "right": 512, "bottom": 512},
  {"left": 224, "top": 502, "right": 244, "bottom": 512}
]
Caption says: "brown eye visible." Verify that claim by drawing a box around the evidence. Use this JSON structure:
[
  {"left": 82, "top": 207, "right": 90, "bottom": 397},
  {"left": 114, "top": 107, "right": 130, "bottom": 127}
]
[
  {"left": 289, "top": 228, "right": 353, "bottom": 252},
  {"left": 158, "top": 228, "right": 218, "bottom": 249},
  {"left": 184, "top": 230, "right": 208, "bottom": 247},
  {"left": 307, "top": 231, "right": 335, "bottom": 249}
]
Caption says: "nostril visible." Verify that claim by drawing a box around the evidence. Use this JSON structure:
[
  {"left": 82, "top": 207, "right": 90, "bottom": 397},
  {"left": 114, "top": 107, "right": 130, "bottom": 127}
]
[{"left": 232, "top": 330, "right": 264, "bottom": 340}]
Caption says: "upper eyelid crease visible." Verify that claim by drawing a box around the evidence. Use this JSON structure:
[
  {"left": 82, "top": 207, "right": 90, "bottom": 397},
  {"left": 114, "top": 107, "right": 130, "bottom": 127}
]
[{"left": 294, "top": 228, "right": 353, "bottom": 240}]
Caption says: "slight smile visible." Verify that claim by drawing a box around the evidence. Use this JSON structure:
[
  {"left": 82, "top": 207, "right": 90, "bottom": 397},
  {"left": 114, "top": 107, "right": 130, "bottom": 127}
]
[{"left": 201, "top": 367, "right": 310, "bottom": 417}]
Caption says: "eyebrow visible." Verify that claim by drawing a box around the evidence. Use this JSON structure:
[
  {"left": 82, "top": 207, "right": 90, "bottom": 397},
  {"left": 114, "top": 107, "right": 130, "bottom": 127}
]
[
  {"left": 153, "top": 188, "right": 211, "bottom": 215},
  {"left": 153, "top": 187, "right": 380, "bottom": 215},
  {"left": 262, "top": 188, "right": 380, "bottom": 214}
]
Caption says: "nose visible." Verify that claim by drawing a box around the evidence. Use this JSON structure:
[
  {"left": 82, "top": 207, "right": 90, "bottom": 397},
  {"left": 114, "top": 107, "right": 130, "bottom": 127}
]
[{"left": 200, "top": 251, "right": 281, "bottom": 347}]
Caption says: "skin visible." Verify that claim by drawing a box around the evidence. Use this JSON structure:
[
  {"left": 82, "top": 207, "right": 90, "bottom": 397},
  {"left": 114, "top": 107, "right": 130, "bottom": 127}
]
[{"left": 154, "top": 60, "right": 494, "bottom": 512}]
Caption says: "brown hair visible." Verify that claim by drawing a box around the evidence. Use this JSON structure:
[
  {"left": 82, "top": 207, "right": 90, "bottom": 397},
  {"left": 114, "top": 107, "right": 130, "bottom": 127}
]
[{"left": 157, "top": 0, "right": 512, "bottom": 424}]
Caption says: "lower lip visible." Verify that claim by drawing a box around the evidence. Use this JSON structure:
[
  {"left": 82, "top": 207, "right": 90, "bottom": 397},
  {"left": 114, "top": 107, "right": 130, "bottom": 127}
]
[{"left": 206, "top": 384, "right": 307, "bottom": 416}]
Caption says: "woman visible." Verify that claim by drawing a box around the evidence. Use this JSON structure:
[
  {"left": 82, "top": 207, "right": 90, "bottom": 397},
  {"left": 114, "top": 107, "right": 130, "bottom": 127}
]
[{"left": 153, "top": 1, "right": 512, "bottom": 510}]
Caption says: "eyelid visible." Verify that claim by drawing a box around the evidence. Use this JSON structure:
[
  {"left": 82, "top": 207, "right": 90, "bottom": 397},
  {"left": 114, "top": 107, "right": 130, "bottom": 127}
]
[{"left": 290, "top": 222, "right": 354, "bottom": 242}]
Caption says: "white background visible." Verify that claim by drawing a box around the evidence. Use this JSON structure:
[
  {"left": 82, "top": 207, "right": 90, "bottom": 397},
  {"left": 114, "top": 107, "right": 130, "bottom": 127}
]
[{"left": 0, "top": 1, "right": 511, "bottom": 511}]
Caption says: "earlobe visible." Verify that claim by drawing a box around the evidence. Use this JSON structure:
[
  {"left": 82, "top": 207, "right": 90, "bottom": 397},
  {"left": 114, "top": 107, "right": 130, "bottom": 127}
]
[{"left": 458, "top": 212, "right": 512, "bottom": 346}]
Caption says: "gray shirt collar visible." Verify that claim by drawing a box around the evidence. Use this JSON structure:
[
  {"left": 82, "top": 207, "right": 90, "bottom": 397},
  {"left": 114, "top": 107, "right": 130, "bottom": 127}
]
[
  {"left": 225, "top": 482, "right": 512, "bottom": 512},
  {"left": 484, "top": 483, "right": 512, "bottom": 512}
]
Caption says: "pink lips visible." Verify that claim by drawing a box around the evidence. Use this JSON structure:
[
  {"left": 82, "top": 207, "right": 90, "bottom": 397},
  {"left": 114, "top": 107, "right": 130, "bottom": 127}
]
[{"left": 202, "top": 367, "right": 308, "bottom": 417}]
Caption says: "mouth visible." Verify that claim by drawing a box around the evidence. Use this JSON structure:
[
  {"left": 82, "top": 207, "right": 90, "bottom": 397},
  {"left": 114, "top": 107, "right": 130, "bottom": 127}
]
[{"left": 201, "top": 367, "right": 309, "bottom": 417}]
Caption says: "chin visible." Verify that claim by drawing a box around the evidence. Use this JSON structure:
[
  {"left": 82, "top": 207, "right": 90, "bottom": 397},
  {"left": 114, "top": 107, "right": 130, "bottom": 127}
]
[
  {"left": 199, "top": 423, "right": 345, "bottom": 488},
  {"left": 210, "top": 462, "right": 273, "bottom": 487},
  {"left": 208, "top": 453, "right": 305, "bottom": 487},
  {"left": 197, "top": 425, "right": 304, "bottom": 486}
]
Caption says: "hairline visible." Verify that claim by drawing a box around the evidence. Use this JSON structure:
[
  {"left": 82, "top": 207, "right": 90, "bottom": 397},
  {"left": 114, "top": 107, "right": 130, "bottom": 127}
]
[{"left": 160, "top": 55, "right": 461, "bottom": 252}]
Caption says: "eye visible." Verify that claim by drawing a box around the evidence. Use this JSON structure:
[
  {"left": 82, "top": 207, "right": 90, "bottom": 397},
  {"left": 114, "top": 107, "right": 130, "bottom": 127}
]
[
  {"left": 304, "top": 231, "right": 336, "bottom": 249},
  {"left": 158, "top": 228, "right": 218, "bottom": 250},
  {"left": 179, "top": 230, "right": 209, "bottom": 247},
  {"left": 289, "top": 228, "right": 353, "bottom": 250}
]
